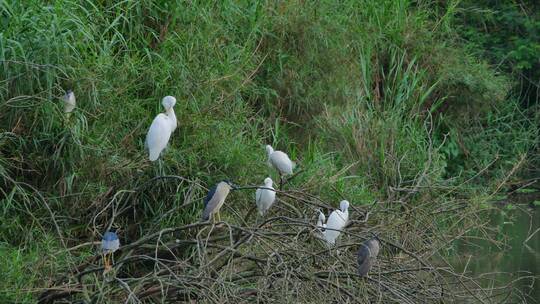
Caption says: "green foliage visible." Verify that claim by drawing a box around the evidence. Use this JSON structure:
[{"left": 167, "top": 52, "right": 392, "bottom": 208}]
[{"left": 454, "top": 0, "right": 540, "bottom": 104}]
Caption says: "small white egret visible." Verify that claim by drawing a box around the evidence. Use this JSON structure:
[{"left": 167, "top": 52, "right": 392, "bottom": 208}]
[
  {"left": 357, "top": 236, "right": 380, "bottom": 277},
  {"left": 315, "top": 210, "right": 327, "bottom": 240},
  {"left": 255, "top": 177, "right": 276, "bottom": 216},
  {"left": 321, "top": 200, "right": 350, "bottom": 246},
  {"left": 145, "top": 96, "right": 178, "bottom": 161},
  {"left": 63, "top": 90, "right": 76, "bottom": 113},
  {"left": 101, "top": 231, "right": 120, "bottom": 271},
  {"left": 202, "top": 180, "right": 236, "bottom": 223},
  {"left": 265, "top": 145, "right": 294, "bottom": 189},
  {"left": 316, "top": 210, "right": 327, "bottom": 230}
]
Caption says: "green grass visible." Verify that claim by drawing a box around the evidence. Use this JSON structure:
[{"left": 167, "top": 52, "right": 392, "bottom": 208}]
[{"left": 0, "top": 0, "right": 538, "bottom": 302}]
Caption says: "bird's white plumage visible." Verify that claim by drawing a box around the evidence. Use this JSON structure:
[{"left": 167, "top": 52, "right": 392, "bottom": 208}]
[
  {"left": 316, "top": 210, "right": 327, "bottom": 230},
  {"left": 255, "top": 177, "right": 276, "bottom": 216},
  {"left": 63, "top": 90, "right": 76, "bottom": 113},
  {"left": 266, "top": 145, "right": 294, "bottom": 175},
  {"left": 145, "top": 96, "right": 177, "bottom": 161},
  {"left": 321, "top": 200, "right": 349, "bottom": 246}
]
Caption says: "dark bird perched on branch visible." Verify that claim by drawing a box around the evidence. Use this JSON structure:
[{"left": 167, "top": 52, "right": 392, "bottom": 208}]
[
  {"left": 101, "top": 231, "right": 120, "bottom": 271},
  {"left": 202, "top": 180, "right": 237, "bottom": 223},
  {"left": 357, "top": 236, "right": 380, "bottom": 277}
]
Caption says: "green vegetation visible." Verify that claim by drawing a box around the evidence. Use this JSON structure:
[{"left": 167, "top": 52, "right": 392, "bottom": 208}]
[{"left": 0, "top": 0, "right": 538, "bottom": 302}]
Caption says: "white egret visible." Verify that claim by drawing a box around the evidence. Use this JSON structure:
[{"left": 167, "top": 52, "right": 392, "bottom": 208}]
[
  {"left": 255, "top": 177, "right": 276, "bottom": 216},
  {"left": 145, "top": 96, "right": 178, "bottom": 161},
  {"left": 101, "top": 231, "right": 120, "bottom": 271},
  {"left": 63, "top": 90, "right": 76, "bottom": 113},
  {"left": 321, "top": 200, "right": 350, "bottom": 246},
  {"left": 315, "top": 210, "right": 327, "bottom": 240},
  {"left": 316, "top": 210, "right": 327, "bottom": 230},
  {"left": 202, "top": 180, "right": 236, "bottom": 223},
  {"left": 357, "top": 236, "right": 380, "bottom": 277},
  {"left": 265, "top": 145, "right": 294, "bottom": 189}
]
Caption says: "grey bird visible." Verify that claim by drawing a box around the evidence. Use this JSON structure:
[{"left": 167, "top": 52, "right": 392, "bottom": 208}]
[
  {"left": 202, "top": 180, "right": 236, "bottom": 223},
  {"left": 357, "top": 236, "right": 380, "bottom": 277},
  {"left": 101, "top": 231, "right": 120, "bottom": 271}
]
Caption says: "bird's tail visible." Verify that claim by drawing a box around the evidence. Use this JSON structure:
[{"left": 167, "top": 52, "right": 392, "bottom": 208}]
[{"left": 148, "top": 149, "right": 160, "bottom": 161}]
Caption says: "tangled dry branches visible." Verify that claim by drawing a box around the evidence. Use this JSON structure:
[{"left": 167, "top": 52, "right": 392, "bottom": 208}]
[{"left": 37, "top": 176, "right": 520, "bottom": 303}]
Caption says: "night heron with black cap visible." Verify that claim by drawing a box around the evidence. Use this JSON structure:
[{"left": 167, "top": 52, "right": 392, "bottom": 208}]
[
  {"left": 357, "top": 235, "right": 380, "bottom": 277},
  {"left": 101, "top": 231, "right": 120, "bottom": 271},
  {"left": 265, "top": 145, "right": 295, "bottom": 189},
  {"left": 62, "top": 90, "right": 76, "bottom": 113},
  {"left": 145, "top": 96, "right": 178, "bottom": 161},
  {"left": 255, "top": 177, "right": 276, "bottom": 216},
  {"left": 318, "top": 200, "right": 350, "bottom": 246},
  {"left": 202, "top": 180, "right": 236, "bottom": 223}
]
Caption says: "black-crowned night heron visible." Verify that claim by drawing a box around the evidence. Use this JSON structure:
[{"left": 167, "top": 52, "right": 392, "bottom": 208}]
[
  {"left": 62, "top": 89, "right": 76, "bottom": 113},
  {"left": 357, "top": 236, "right": 380, "bottom": 277},
  {"left": 265, "top": 145, "right": 294, "bottom": 189},
  {"left": 101, "top": 231, "right": 120, "bottom": 271},
  {"left": 202, "top": 180, "right": 236, "bottom": 223},
  {"left": 318, "top": 200, "right": 349, "bottom": 246},
  {"left": 255, "top": 177, "right": 276, "bottom": 216},
  {"left": 145, "top": 96, "right": 178, "bottom": 161}
]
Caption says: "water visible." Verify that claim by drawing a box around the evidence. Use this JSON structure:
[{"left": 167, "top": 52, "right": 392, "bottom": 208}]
[{"left": 451, "top": 206, "right": 539, "bottom": 303}]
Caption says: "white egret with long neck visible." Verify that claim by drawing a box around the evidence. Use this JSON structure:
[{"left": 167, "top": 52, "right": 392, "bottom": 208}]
[
  {"left": 145, "top": 96, "right": 177, "bottom": 161},
  {"left": 265, "top": 145, "right": 294, "bottom": 189},
  {"left": 255, "top": 177, "right": 276, "bottom": 216},
  {"left": 320, "top": 200, "right": 349, "bottom": 246}
]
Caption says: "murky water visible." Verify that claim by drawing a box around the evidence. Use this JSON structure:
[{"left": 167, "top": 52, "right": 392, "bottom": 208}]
[{"left": 451, "top": 206, "right": 539, "bottom": 303}]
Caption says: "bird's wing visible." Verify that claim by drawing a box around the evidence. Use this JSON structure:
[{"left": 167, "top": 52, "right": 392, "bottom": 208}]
[
  {"left": 204, "top": 185, "right": 217, "bottom": 208},
  {"left": 271, "top": 152, "right": 293, "bottom": 174},
  {"left": 327, "top": 210, "right": 346, "bottom": 229},
  {"left": 202, "top": 185, "right": 219, "bottom": 220},
  {"left": 146, "top": 114, "right": 172, "bottom": 161},
  {"left": 255, "top": 188, "right": 262, "bottom": 204},
  {"left": 357, "top": 243, "right": 369, "bottom": 266}
]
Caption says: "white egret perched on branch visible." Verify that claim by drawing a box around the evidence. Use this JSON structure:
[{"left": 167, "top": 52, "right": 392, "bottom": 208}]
[
  {"left": 101, "top": 231, "right": 120, "bottom": 271},
  {"left": 265, "top": 145, "right": 294, "bottom": 189},
  {"left": 357, "top": 236, "right": 380, "bottom": 277},
  {"left": 202, "top": 180, "right": 237, "bottom": 223},
  {"left": 255, "top": 177, "right": 276, "bottom": 216},
  {"left": 62, "top": 89, "right": 76, "bottom": 113},
  {"left": 316, "top": 210, "right": 327, "bottom": 230},
  {"left": 315, "top": 210, "right": 327, "bottom": 240},
  {"left": 145, "top": 96, "right": 178, "bottom": 161},
  {"left": 318, "top": 200, "right": 350, "bottom": 246}
]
